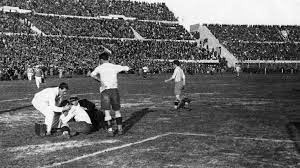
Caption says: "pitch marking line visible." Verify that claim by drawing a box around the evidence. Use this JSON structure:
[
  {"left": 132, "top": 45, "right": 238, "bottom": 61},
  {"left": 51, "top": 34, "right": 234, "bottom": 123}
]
[
  {"left": 40, "top": 132, "right": 173, "bottom": 168},
  {"left": 41, "top": 132, "right": 295, "bottom": 168},
  {"left": 0, "top": 98, "right": 30, "bottom": 103}
]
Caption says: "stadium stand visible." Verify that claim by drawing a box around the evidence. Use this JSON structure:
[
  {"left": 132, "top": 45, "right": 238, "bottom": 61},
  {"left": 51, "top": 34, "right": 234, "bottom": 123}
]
[
  {"left": 0, "top": 1, "right": 229, "bottom": 81},
  {"left": 206, "top": 24, "right": 300, "bottom": 61},
  {"left": 0, "top": 12, "right": 31, "bottom": 33},
  {"left": 0, "top": 0, "right": 177, "bottom": 21}
]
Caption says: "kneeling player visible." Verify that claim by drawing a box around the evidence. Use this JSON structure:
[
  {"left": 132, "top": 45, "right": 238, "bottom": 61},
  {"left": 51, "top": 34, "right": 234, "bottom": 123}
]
[{"left": 59, "top": 99, "right": 93, "bottom": 137}]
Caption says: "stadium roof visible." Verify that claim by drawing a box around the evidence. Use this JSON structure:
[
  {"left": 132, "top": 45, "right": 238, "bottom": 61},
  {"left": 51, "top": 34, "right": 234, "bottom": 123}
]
[{"left": 136, "top": 0, "right": 300, "bottom": 29}]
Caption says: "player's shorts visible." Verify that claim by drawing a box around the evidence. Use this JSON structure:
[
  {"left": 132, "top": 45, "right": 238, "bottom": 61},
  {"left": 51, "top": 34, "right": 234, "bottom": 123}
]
[
  {"left": 100, "top": 89, "right": 121, "bottom": 111},
  {"left": 174, "top": 81, "right": 184, "bottom": 95}
]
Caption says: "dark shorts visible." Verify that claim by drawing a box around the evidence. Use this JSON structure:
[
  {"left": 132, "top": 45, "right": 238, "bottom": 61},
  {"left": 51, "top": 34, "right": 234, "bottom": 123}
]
[
  {"left": 101, "top": 89, "right": 121, "bottom": 111},
  {"left": 68, "top": 121, "right": 92, "bottom": 134}
]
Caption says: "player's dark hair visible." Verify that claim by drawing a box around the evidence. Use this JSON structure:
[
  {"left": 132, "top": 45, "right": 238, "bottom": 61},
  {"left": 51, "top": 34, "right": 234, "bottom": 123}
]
[
  {"left": 59, "top": 82, "right": 69, "bottom": 90},
  {"left": 173, "top": 60, "right": 180, "bottom": 66},
  {"left": 99, "top": 52, "right": 109, "bottom": 60}
]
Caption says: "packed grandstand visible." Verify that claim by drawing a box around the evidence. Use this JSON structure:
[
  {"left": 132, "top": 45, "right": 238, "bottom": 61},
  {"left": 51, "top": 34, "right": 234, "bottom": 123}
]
[{"left": 0, "top": 0, "right": 299, "bottom": 80}]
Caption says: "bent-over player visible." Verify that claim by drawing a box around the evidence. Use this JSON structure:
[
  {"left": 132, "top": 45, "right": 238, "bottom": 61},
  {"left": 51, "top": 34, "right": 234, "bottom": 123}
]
[
  {"left": 164, "top": 60, "right": 186, "bottom": 109},
  {"left": 90, "top": 51, "right": 130, "bottom": 136},
  {"left": 58, "top": 97, "right": 93, "bottom": 136},
  {"left": 32, "top": 82, "right": 71, "bottom": 135}
]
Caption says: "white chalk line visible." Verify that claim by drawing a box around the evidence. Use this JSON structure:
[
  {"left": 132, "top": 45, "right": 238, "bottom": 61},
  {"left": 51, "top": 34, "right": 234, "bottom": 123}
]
[
  {"left": 0, "top": 98, "right": 30, "bottom": 103},
  {"left": 41, "top": 132, "right": 296, "bottom": 168},
  {"left": 40, "top": 132, "right": 173, "bottom": 168}
]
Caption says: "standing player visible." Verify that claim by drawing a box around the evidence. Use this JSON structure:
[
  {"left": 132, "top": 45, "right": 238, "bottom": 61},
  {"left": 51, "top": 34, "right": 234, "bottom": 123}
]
[
  {"left": 31, "top": 82, "right": 71, "bottom": 135},
  {"left": 27, "top": 65, "right": 34, "bottom": 81},
  {"left": 90, "top": 51, "right": 130, "bottom": 136},
  {"left": 164, "top": 60, "right": 186, "bottom": 109},
  {"left": 34, "top": 65, "right": 44, "bottom": 89},
  {"left": 235, "top": 64, "right": 241, "bottom": 77}
]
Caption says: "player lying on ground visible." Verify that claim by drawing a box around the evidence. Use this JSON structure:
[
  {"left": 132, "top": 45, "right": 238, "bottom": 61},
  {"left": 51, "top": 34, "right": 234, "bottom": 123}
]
[
  {"left": 90, "top": 51, "right": 130, "bottom": 137},
  {"left": 164, "top": 60, "right": 186, "bottom": 109},
  {"left": 32, "top": 82, "right": 71, "bottom": 135},
  {"left": 58, "top": 97, "right": 93, "bottom": 136}
]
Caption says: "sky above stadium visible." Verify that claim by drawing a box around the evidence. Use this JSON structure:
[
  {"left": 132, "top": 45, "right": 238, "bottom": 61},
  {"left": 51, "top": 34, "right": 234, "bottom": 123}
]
[{"left": 136, "top": 0, "right": 300, "bottom": 30}]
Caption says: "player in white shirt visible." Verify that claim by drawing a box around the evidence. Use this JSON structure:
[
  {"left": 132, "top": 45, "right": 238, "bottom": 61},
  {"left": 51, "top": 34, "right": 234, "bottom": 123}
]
[
  {"left": 27, "top": 65, "right": 34, "bottom": 81},
  {"left": 31, "top": 82, "right": 71, "bottom": 135},
  {"left": 34, "top": 66, "right": 44, "bottom": 89},
  {"left": 58, "top": 96, "right": 92, "bottom": 136},
  {"left": 235, "top": 64, "right": 241, "bottom": 77},
  {"left": 90, "top": 51, "right": 130, "bottom": 136},
  {"left": 164, "top": 60, "right": 186, "bottom": 109}
]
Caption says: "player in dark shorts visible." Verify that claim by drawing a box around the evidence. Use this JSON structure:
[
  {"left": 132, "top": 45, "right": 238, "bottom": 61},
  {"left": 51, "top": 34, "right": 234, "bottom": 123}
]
[{"left": 90, "top": 51, "right": 130, "bottom": 136}]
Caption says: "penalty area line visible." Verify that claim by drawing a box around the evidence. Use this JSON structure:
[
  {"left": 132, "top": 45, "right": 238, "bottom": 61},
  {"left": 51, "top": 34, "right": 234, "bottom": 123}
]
[{"left": 40, "top": 132, "right": 173, "bottom": 168}]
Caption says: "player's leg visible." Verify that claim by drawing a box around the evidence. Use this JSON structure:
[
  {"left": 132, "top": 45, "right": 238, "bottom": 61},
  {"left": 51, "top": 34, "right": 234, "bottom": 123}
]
[
  {"left": 101, "top": 90, "right": 114, "bottom": 136},
  {"left": 32, "top": 101, "right": 53, "bottom": 135},
  {"left": 35, "top": 76, "right": 42, "bottom": 88},
  {"left": 27, "top": 73, "right": 32, "bottom": 80},
  {"left": 51, "top": 112, "right": 61, "bottom": 133},
  {"left": 174, "top": 82, "right": 183, "bottom": 109},
  {"left": 111, "top": 89, "right": 123, "bottom": 135}
]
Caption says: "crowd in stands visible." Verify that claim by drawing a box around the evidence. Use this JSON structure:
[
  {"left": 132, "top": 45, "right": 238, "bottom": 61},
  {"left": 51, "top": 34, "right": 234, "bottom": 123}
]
[
  {"left": 0, "top": 0, "right": 177, "bottom": 21},
  {"left": 279, "top": 25, "right": 300, "bottom": 42},
  {"left": 29, "top": 15, "right": 134, "bottom": 38},
  {"left": 0, "top": 34, "right": 219, "bottom": 81},
  {"left": 1, "top": 12, "right": 191, "bottom": 40},
  {"left": 225, "top": 41, "right": 300, "bottom": 60},
  {"left": 0, "top": 12, "right": 31, "bottom": 34},
  {"left": 206, "top": 24, "right": 284, "bottom": 42},
  {"left": 206, "top": 24, "right": 300, "bottom": 61},
  {"left": 29, "top": 14, "right": 192, "bottom": 40},
  {"left": 130, "top": 21, "right": 192, "bottom": 40}
]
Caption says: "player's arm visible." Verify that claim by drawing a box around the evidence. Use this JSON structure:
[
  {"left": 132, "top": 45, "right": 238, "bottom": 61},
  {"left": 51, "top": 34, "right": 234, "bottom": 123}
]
[
  {"left": 164, "top": 69, "right": 177, "bottom": 83},
  {"left": 60, "top": 108, "right": 75, "bottom": 125},
  {"left": 49, "top": 94, "right": 70, "bottom": 112},
  {"left": 115, "top": 65, "right": 130, "bottom": 73},
  {"left": 90, "top": 68, "right": 101, "bottom": 82}
]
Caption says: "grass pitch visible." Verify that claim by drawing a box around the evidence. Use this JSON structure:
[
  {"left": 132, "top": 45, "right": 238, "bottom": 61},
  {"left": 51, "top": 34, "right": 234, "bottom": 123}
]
[{"left": 0, "top": 73, "right": 300, "bottom": 168}]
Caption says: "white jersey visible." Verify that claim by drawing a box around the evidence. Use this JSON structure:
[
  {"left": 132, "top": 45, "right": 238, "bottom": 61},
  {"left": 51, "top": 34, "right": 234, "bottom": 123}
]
[
  {"left": 32, "top": 87, "right": 63, "bottom": 112},
  {"left": 91, "top": 62, "right": 129, "bottom": 92},
  {"left": 171, "top": 66, "right": 185, "bottom": 83},
  {"left": 59, "top": 103, "right": 92, "bottom": 125}
]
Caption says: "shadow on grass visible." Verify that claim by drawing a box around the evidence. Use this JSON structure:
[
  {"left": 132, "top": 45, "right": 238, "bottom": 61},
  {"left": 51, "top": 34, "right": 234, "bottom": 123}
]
[
  {"left": 123, "top": 108, "right": 153, "bottom": 134},
  {"left": 0, "top": 105, "right": 33, "bottom": 114},
  {"left": 285, "top": 122, "right": 300, "bottom": 153}
]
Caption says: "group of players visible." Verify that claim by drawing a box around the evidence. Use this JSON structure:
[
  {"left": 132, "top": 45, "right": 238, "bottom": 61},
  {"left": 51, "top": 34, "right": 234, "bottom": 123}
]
[
  {"left": 32, "top": 51, "right": 187, "bottom": 138},
  {"left": 27, "top": 65, "right": 45, "bottom": 89}
]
